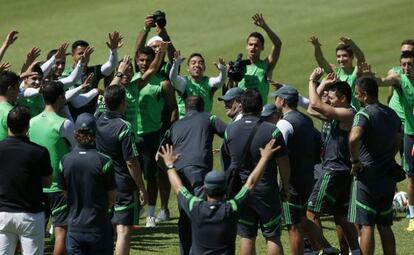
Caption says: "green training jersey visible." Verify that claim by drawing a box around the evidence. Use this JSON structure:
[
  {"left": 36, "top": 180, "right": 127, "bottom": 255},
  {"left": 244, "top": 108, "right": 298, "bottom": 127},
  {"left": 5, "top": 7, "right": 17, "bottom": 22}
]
[
  {"left": 124, "top": 74, "right": 140, "bottom": 134},
  {"left": 335, "top": 66, "right": 359, "bottom": 110},
  {"left": 238, "top": 60, "right": 268, "bottom": 104},
  {"left": 176, "top": 76, "right": 214, "bottom": 119},
  {"left": 136, "top": 73, "right": 165, "bottom": 135},
  {"left": 17, "top": 94, "right": 44, "bottom": 117},
  {"left": 29, "top": 111, "right": 71, "bottom": 193},
  {"left": 388, "top": 67, "right": 405, "bottom": 123},
  {"left": 400, "top": 74, "right": 414, "bottom": 135},
  {"left": 0, "top": 101, "right": 13, "bottom": 141}
]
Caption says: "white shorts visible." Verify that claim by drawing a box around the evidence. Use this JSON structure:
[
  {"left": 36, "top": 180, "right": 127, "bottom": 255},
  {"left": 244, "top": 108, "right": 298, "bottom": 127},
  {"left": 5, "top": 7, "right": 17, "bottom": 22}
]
[{"left": 0, "top": 211, "right": 44, "bottom": 255}]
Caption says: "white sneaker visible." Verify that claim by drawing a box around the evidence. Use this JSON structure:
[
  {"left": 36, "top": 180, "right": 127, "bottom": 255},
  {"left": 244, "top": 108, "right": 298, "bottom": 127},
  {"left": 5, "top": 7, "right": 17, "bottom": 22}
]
[
  {"left": 155, "top": 209, "right": 170, "bottom": 223},
  {"left": 146, "top": 216, "right": 156, "bottom": 228}
]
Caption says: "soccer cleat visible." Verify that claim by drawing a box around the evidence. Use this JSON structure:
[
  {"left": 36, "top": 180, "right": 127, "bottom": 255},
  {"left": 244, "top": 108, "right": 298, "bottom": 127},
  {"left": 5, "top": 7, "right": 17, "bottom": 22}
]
[
  {"left": 407, "top": 218, "right": 414, "bottom": 231},
  {"left": 155, "top": 209, "right": 170, "bottom": 223},
  {"left": 318, "top": 246, "right": 340, "bottom": 255},
  {"left": 145, "top": 216, "right": 156, "bottom": 228}
]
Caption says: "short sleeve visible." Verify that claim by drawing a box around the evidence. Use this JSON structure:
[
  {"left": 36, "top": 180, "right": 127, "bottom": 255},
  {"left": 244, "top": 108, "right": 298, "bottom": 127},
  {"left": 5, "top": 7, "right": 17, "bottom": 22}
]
[
  {"left": 227, "top": 186, "right": 250, "bottom": 212},
  {"left": 353, "top": 110, "right": 369, "bottom": 129},
  {"left": 102, "top": 158, "right": 116, "bottom": 191},
  {"left": 177, "top": 186, "right": 203, "bottom": 217},
  {"left": 57, "top": 161, "right": 66, "bottom": 191},
  {"left": 271, "top": 128, "right": 288, "bottom": 158},
  {"left": 119, "top": 125, "right": 139, "bottom": 161}
]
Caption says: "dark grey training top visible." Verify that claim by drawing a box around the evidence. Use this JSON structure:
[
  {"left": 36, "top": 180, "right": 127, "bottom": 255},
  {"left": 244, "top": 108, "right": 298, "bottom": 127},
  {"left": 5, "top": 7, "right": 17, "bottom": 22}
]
[
  {"left": 161, "top": 110, "right": 227, "bottom": 171},
  {"left": 353, "top": 103, "right": 401, "bottom": 182}
]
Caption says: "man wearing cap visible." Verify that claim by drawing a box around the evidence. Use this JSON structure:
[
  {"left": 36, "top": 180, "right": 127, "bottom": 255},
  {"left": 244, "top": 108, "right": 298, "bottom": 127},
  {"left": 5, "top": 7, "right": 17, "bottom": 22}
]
[
  {"left": 222, "top": 89, "right": 290, "bottom": 255},
  {"left": 306, "top": 68, "right": 360, "bottom": 254},
  {"left": 157, "top": 138, "right": 280, "bottom": 255},
  {"left": 157, "top": 96, "right": 226, "bottom": 255},
  {"left": 169, "top": 51, "right": 227, "bottom": 118},
  {"left": 218, "top": 87, "right": 244, "bottom": 122},
  {"left": 261, "top": 104, "right": 281, "bottom": 124},
  {"left": 0, "top": 106, "right": 52, "bottom": 255},
  {"left": 271, "top": 85, "right": 317, "bottom": 255},
  {"left": 95, "top": 85, "right": 147, "bottom": 255},
  {"left": 58, "top": 113, "right": 115, "bottom": 255}
]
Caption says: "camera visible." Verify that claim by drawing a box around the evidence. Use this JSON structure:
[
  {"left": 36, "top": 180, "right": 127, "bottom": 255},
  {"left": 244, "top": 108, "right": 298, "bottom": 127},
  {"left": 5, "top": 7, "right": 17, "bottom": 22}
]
[
  {"left": 151, "top": 10, "right": 167, "bottom": 28},
  {"left": 228, "top": 53, "right": 248, "bottom": 82}
]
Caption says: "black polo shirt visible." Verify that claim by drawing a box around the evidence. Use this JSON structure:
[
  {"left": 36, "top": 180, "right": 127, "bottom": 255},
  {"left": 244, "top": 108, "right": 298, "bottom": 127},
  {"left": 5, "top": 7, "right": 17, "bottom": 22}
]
[
  {"left": 178, "top": 185, "right": 249, "bottom": 255},
  {"left": 161, "top": 110, "right": 227, "bottom": 171},
  {"left": 223, "top": 116, "right": 287, "bottom": 188},
  {"left": 0, "top": 136, "right": 52, "bottom": 213},
  {"left": 58, "top": 145, "right": 115, "bottom": 232},
  {"left": 95, "top": 111, "right": 139, "bottom": 192}
]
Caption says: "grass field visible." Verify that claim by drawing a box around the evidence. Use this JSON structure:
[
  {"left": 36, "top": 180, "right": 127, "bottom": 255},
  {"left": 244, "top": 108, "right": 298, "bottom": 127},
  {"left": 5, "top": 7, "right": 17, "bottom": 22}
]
[{"left": 2, "top": 0, "right": 414, "bottom": 254}]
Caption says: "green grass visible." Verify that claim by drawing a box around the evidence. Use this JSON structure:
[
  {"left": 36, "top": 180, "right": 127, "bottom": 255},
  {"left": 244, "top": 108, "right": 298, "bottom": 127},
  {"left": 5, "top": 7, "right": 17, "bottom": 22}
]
[{"left": 2, "top": 0, "right": 414, "bottom": 254}]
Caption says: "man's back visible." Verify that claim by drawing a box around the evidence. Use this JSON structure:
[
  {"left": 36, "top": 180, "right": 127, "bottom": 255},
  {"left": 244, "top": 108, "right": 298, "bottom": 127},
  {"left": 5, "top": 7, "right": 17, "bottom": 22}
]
[
  {"left": 95, "top": 111, "right": 138, "bottom": 191},
  {"left": 59, "top": 146, "right": 115, "bottom": 232},
  {"left": 0, "top": 136, "right": 52, "bottom": 213},
  {"left": 166, "top": 111, "right": 226, "bottom": 171}
]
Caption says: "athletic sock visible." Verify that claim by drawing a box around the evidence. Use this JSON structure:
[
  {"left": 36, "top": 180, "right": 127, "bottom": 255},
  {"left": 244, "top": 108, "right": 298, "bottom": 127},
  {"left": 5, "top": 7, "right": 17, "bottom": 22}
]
[
  {"left": 409, "top": 205, "right": 414, "bottom": 218},
  {"left": 351, "top": 249, "right": 361, "bottom": 255},
  {"left": 147, "top": 206, "right": 155, "bottom": 217}
]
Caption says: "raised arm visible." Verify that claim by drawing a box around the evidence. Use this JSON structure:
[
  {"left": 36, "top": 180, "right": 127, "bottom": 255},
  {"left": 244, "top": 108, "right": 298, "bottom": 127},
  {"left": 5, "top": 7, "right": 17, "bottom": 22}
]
[
  {"left": 134, "top": 15, "right": 154, "bottom": 55},
  {"left": 156, "top": 144, "right": 183, "bottom": 195},
  {"left": 308, "top": 36, "right": 334, "bottom": 73},
  {"left": 252, "top": 13, "right": 282, "bottom": 78},
  {"left": 309, "top": 68, "right": 354, "bottom": 122},
  {"left": 20, "top": 47, "right": 41, "bottom": 74},
  {"left": 156, "top": 26, "right": 176, "bottom": 63},
  {"left": 339, "top": 36, "right": 365, "bottom": 65},
  {"left": 162, "top": 80, "right": 179, "bottom": 123},
  {"left": 42, "top": 43, "right": 68, "bottom": 77},
  {"left": 169, "top": 50, "right": 187, "bottom": 94},
  {"left": 244, "top": 140, "right": 280, "bottom": 191},
  {"left": 0, "top": 30, "right": 18, "bottom": 63},
  {"left": 101, "top": 31, "right": 122, "bottom": 76},
  {"left": 208, "top": 58, "right": 227, "bottom": 88}
]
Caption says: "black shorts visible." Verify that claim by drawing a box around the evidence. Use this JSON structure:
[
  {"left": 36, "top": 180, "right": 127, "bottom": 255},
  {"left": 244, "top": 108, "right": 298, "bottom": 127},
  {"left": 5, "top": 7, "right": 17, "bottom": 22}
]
[
  {"left": 282, "top": 187, "right": 311, "bottom": 225},
  {"left": 112, "top": 190, "right": 136, "bottom": 226},
  {"left": 348, "top": 178, "right": 395, "bottom": 226},
  {"left": 307, "top": 170, "right": 352, "bottom": 216},
  {"left": 403, "top": 134, "right": 414, "bottom": 176},
  {"left": 48, "top": 192, "right": 68, "bottom": 227},
  {"left": 137, "top": 131, "right": 161, "bottom": 182},
  {"left": 237, "top": 189, "right": 282, "bottom": 239}
]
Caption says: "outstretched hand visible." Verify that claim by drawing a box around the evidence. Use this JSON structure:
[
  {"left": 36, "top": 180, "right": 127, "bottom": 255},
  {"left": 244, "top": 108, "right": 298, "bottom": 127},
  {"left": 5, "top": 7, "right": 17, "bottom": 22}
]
[
  {"left": 357, "top": 62, "right": 374, "bottom": 77},
  {"left": 0, "top": 62, "right": 11, "bottom": 72},
  {"left": 20, "top": 61, "right": 40, "bottom": 79},
  {"left": 55, "top": 43, "right": 69, "bottom": 59},
  {"left": 309, "top": 67, "right": 324, "bottom": 81},
  {"left": 2, "top": 30, "right": 18, "bottom": 48},
  {"left": 80, "top": 73, "right": 94, "bottom": 90},
  {"left": 117, "top": 55, "right": 131, "bottom": 74},
  {"left": 259, "top": 139, "right": 281, "bottom": 160},
  {"left": 158, "top": 41, "right": 170, "bottom": 53},
  {"left": 252, "top": 13, "right": 268, "bottom": 28},
  {"left": 25, "top": 47, "right": 41, "bottom": 64},
  {"left": 308, "top": 35, "right": 322, "bottom": 47},
  {"left": 106, "top": 31, "right": 124, "bottom": 50},
  {"left": 321, "top": 72, "right": 338, "bottom": 87},
  {"left": 173, "top": 50, "right": 184, "bottom": 64},
  {"left": 339, "top": 36, "right": 353, "bottom": 46},
  {"left": 213, "top": 57, "right": 226, "bottom": 70},
  {"left": 157, "top": 144, "right": 180, "bottom": 167},
  {"left": 81, "top": 46, "right": 94, "bottom": 64}
]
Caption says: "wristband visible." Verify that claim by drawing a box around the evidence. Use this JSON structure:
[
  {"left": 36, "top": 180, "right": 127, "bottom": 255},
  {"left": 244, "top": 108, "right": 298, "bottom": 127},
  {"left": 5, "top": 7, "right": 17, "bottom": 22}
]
[
  {"left": 143, "top": 27, "right": 150, "bottom": 33},
  {"left": 115, "top": 72, "right": 124, "bottom": 78},
  {"left": 166, "top": 163, "right": 175, "bottom": 170}
]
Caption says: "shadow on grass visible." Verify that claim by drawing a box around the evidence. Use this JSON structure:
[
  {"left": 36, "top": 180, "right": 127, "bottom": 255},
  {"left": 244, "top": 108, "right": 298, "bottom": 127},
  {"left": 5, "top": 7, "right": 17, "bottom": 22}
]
[{"left": 130, "top": 222, "right": 179, "bottom": 252}]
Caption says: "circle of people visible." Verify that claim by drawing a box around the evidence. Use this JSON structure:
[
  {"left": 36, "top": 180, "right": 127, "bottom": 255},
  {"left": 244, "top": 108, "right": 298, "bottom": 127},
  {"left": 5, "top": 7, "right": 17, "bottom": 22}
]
[{"left": 0, "top": 11, "right": 413, "bottom": 255}]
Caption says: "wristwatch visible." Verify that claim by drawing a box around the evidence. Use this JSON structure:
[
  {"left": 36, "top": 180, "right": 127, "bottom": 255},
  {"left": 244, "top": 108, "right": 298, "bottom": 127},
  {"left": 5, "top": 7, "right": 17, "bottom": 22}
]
[
  {"left": 166, "top": 163, "right": 175, "bottom": 170},
  {"left": 115, "top": 72, "right": 124, "bottom": 78}
]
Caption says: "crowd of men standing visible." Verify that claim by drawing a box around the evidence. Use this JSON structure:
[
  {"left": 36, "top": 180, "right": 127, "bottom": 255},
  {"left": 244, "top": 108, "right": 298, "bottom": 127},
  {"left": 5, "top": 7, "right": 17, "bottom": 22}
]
[{"left": 0, "top": 10, "right": 412, "bottom": 255}]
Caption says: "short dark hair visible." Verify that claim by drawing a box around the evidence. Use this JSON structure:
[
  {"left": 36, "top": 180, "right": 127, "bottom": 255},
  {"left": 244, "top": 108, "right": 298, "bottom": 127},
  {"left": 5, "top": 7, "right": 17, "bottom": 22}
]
[
  {"left": 136, "top": 47, "right": 155, "bottom": 60},
  {"left": 74, "top": 131, "right": 95, "bottom": 146},
  {"left": 187, "top": 53, "right": 204, "bottom": 65},
  {"left": 241, "top": 89, "right": 262, "bottom": 115},
  {"left": 47, "top": 49, "right": 57, "bottom": 60},
  {"left": 356, "top": 76, "right": 378, "bottom": 99},
  {"left": 401, "top": 50, "right": 414, "bottom": 60},
  {"left": 335, "top": 44, "right": 354, "bottom": 57},
  {"left": 104, "top": 85, "right": 126, "bottom": 111},
  {"left": 328, "top": 81, "right": 352, "bottom": 104},
  {"left": 185, "top": 96, "right": 204, "bottom": 112},
  {"left": 285, "top": 99, "right": 298, "bottom": 109},
  {"left": 71, "top": 40, "right": 89, "bottom": 52},
  {"left": 40, "top": 81, "right": 65, "bottom": 105},
  {"left": 205, "top": 187, "right": 226, "bottom": 199},
  {"left": 7, "top": 106, "right": 31, "bottom": 134},
  {"left": 247, "top": 32, "right": 265, "bottom": 46},
  {"left": 0, "top": 71, "right": 19, "bottom": 96},
  {"left": 401, "top": 39, "right": 414, "bottom": 47}
]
